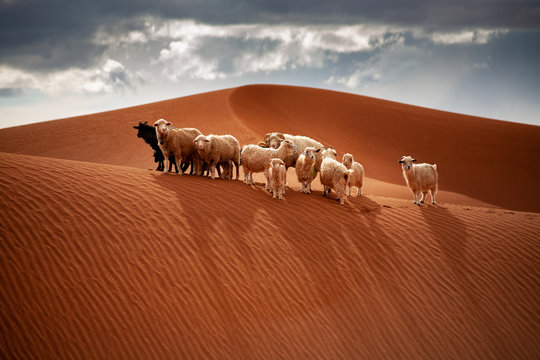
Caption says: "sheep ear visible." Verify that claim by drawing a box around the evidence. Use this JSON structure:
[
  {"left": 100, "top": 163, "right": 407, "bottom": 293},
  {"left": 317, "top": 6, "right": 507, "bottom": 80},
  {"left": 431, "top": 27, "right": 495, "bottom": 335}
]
[
  {"left": 398, "top": 160, "right": 403, "bottom": 164},
  {"left": 315, "top": 149, "right": 321, "bottom": 152},
  {"left": 258, "top": 142, "right": 268, "bottom": 147},
  {"left": 153, "top": 123, "right": 158, "bottom": 127},
  {"left": 133, "top": 125, "right": 139, "bottom": 129},
  {"left": 412, "top": 159, "right": 417, "bottom": 162},
  {"left": 205, "top": 139, "right": 210, "bottom": 142},
  {"left": 277, "top": 133, "right": 285, "bottom": 141},
  {"left": 166, "top": 122, "right": 172, "bottom": 126},
  {"left": 264, "top": 133, "right": 272, "bottom": 143}
]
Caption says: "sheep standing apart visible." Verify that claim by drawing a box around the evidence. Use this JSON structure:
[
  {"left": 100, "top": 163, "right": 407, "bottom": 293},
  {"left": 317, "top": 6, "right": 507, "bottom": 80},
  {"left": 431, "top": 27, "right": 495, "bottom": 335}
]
[
  {"left": 153, "top": 119, "right": 203, "bottom": 176},
  {"left": 240, "top": 140, "right": 296, "bottom": 188},
  {"left": 133, "top": 121, "right": 179, "bottom": 173},
  {"left": 262, "top": 132, "right": 325, "bottom": 174},
  {"left": 268, "top": 158, "right": 287, "bottom": 199},
  {"left": 398, "top": 155, "right": 438, "bottom": 205},
  {"left": 342, "top": 153, "right": 365, "bottom": 196},
  {"left": 295, "top": 147, "right": 320, "bottom": 194},
  {"left": 193, "top": 134, "right": 241, "bottom": 180},
  {"left": 320, "top": 148, "right": 351, "bottom": 206}
]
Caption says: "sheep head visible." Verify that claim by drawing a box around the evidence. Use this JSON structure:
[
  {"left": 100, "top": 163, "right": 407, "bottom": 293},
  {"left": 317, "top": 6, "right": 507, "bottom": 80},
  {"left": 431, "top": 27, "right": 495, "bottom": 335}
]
[
  {"left": 193, "top": 135, "right": 211, "bottom": 151},
  {"left": 304, "top": 147, "right": 319, "bottom": 160},
  {"left": 270, "top": 158, "right": 285, "bottom": 170},
  {"left": 279, "top": 139, "right": 296, "bottom": 156},
  {"left": 342, "top": 153, "right": 354, "bottom": 169},
  {"left": 398, "top": 155, "right": 417, "bottom": 171},
  {"left": 153, "top": 119, "right": 172, "bottom": 144},
  {"left": 264, "top": 132, "right": 286, "bottom": 149},
  {"left": 322, "top": 147, "right": 337, "bottom": 160}
]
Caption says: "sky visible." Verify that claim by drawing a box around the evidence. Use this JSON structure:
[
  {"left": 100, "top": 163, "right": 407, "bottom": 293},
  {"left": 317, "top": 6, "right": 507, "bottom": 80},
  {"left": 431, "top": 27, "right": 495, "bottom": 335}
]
[{"left": 1, "top": 0, "right": 539, "bottom": 128}]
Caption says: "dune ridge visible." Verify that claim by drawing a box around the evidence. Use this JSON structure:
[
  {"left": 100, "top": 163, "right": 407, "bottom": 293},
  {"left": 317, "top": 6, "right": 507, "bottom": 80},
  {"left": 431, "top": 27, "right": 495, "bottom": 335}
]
[
  {"left": 1, "top": 152, "right": 539, "bottom": 359},
  {"left": 0, "top": 84, "right": 539, "bottom": 211}
]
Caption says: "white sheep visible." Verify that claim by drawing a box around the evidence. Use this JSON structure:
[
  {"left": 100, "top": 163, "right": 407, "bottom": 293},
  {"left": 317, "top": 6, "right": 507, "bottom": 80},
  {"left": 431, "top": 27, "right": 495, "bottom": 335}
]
[
  {"left": 342, "top": 153, "right": 365, "bottom": 196},
  {"left": 268, "top": 158, "right": 287, "bottom": 199},
  {"left": 262, "top": 132, "right": 325, "bottom": 172},
  {"left": 295, "top": 146, "right": 320, "bottom": 194},
  {"left": 398, "top": 155, "right": 438, "bottom": 205},
  {"left": 240, "top": 140, "right": 296, "bottom": 188},
  {"left": 320, "top": 148, "right": 351, "bottom": 205},
  {"left": 153, "top": 119, "right": 202, "bottom": 175},
  {"left": 193, "top": 134, "right": 241, "bottom": 180}
]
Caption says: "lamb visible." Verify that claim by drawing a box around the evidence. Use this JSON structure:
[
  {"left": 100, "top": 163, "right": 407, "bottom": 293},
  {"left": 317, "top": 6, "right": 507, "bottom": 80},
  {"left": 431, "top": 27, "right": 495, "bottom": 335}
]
[
  {"left": 398, "top": 155, "right": 438, "bottom": 205},
  {"left": 342, "top": 153, "right": 365, "bottom": 196},
  {"left": 320, "top": 148, "right": 351, "bottom": 206},
  {"left": 240, "top": 140, "right": 296, "bottom": 188},
  {"left": 193, "top": 134, "right": 241, "bottom": 180},
  {"left": 268, "top": 158, "right": 287, "bottom": 200},
  {"left": 133, "top": 121, "right": 179, "bottom": 173},
  {"left": 153, "top": 119, "right": 203, "bottom": 176},
  {"left": 295, "top": 147, "right": 320, "bottom": 194},
  {"left": 262, "top": 132, "right": 325, "bottom": 173}
]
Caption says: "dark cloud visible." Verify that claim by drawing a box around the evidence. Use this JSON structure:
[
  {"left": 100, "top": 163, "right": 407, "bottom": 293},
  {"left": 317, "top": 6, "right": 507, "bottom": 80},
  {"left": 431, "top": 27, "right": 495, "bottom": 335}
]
[
  {"left": 0, "top": 88, "right": 23, "bottom": 97},
  {"left": 1, "top": 0, "right": 538, "bottom": 72}
]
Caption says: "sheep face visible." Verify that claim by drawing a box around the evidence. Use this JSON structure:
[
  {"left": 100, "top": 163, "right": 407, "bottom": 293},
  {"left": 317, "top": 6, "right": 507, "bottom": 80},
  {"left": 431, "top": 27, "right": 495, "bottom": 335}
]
[
  {"left": 322, "top": 148, "right": 337, "bottom": 160},
  {"left": 304, "top": 147, "right": 320, "bottom": 160},
  {"left": 342, "top": 153, "right": 354, "bottom": 168},
  {"left": 153, "top": 119, "right": 172, "bottom": 144},
  {"left": 265, "top": 133, "right": 286, "bottom": 149},
  {"left": 193, "top": 135, "right": 210, "bottom": 151},
  {"left": 270, "top": 158, "right": 285, "bottom": 170},
  {"left": 133, "top": 121, "right": 149, "bottom": 138},
  {"left": 398, "top": 155, "right": 417, "bottom": 171}
]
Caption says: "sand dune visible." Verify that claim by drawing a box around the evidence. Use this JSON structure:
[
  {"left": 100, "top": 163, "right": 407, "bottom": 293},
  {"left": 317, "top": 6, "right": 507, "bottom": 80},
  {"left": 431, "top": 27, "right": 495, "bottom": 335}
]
[
  {"left": 1, "top": 151, "right": 539, "bottom": 359},
  {"left": 1, "top": 85, "right": 539, "bottom": 211},
  {"left": 1, "top": 85, "right": 539, "bottom": 359}
]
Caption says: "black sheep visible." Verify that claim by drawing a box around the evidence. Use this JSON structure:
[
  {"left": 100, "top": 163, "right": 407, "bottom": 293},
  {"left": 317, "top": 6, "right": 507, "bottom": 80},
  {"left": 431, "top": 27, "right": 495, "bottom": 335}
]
[{"left": 133, "top": 121, "right": 180, "bottom": 172}]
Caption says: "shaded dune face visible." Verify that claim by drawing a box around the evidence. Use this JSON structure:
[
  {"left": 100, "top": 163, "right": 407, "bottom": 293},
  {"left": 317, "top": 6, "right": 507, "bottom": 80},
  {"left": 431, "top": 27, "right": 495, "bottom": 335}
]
[{"left": 0, "top": 85, "right": 539, "bottom": 359}]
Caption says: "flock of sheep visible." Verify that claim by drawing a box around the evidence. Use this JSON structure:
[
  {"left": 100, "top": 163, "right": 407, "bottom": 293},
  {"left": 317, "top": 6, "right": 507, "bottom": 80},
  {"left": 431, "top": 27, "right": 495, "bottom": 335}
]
[{"left": 134, "top": 119, "right": 438, "bottom": 206}]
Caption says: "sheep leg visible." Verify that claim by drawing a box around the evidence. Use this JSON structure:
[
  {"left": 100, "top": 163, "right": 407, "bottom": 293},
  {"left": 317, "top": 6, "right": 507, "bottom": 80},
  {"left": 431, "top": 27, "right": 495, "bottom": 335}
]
[
  {"left": 272, "top": 189, "right": 277, "bottom": 198},
  {"left": 357, "top": 186, "right": 362, "bottom": 196},
  {"left": 209, "top": 161, "right": 217, "bottom": 180},
  {"left": 307, "top": 182, "right": 311, "bottom": 194},
  {"left": 348, "top": 185, "right": 352, "bottom": 197},
  {"left": 234, "top": 162, "right": 240, "bottom": 180},
  {"left": 163, "top": 157, "right": 170, "bottom": 174},
  {"left": 420, "top": 191, "right": 428, "bottom": 203},
  {"left": 431, "top": 189, "right": 437, "bottom": 205},
  {"left": 413, "top": 191, "right": 419, "bottom": 204},
  {"left": 264, "top": 169, "right": 271, "bottom": 191}
]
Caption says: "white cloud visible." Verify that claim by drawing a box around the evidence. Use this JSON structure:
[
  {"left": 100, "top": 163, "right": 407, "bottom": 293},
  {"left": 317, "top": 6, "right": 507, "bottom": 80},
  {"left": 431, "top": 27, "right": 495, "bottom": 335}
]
[
  {"left": 0, "top": 59, "right": 133, "bottom": 96},
  {"left": 430, "top": 29, "right": 507, "bottom": 45}
]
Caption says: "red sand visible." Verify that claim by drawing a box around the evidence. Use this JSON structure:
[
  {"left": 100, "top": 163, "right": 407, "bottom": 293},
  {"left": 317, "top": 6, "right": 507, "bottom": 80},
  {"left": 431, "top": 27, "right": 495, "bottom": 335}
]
[{"left": 1, "top": 85, "right": 539, "bottom": 359}]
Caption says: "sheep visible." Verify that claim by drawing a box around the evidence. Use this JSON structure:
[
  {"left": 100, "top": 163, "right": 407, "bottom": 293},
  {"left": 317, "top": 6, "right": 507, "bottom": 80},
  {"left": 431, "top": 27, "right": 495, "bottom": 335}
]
[
  {"left": 342, "top": 153, "right": 365, "bottom": 196},
  {"left": 398, "top": 155, "right": 438, "bottom": 205},
  {"left": 153, "top": 119, "right": 203, "bottom": 176},
  {"left": 133, "top": 121, "right": 180, "bottom": 173},
  {"left": 320, "top": 148, "right": 351, "bottom": 206},
  {"left": 295, "top": 147, "right": 320, "bottom": 194},
  {"left": 268, "top": 158, "right": 287, "bottom": 199},
  {"left": 262, "top": 132, "right": 325, "bottom": 173},
  {"left": 193, "top": 134, "right": 241, "bottom": 180},
  {"left": 240, "top": 139, "right": 296, "bottom": 188}
]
